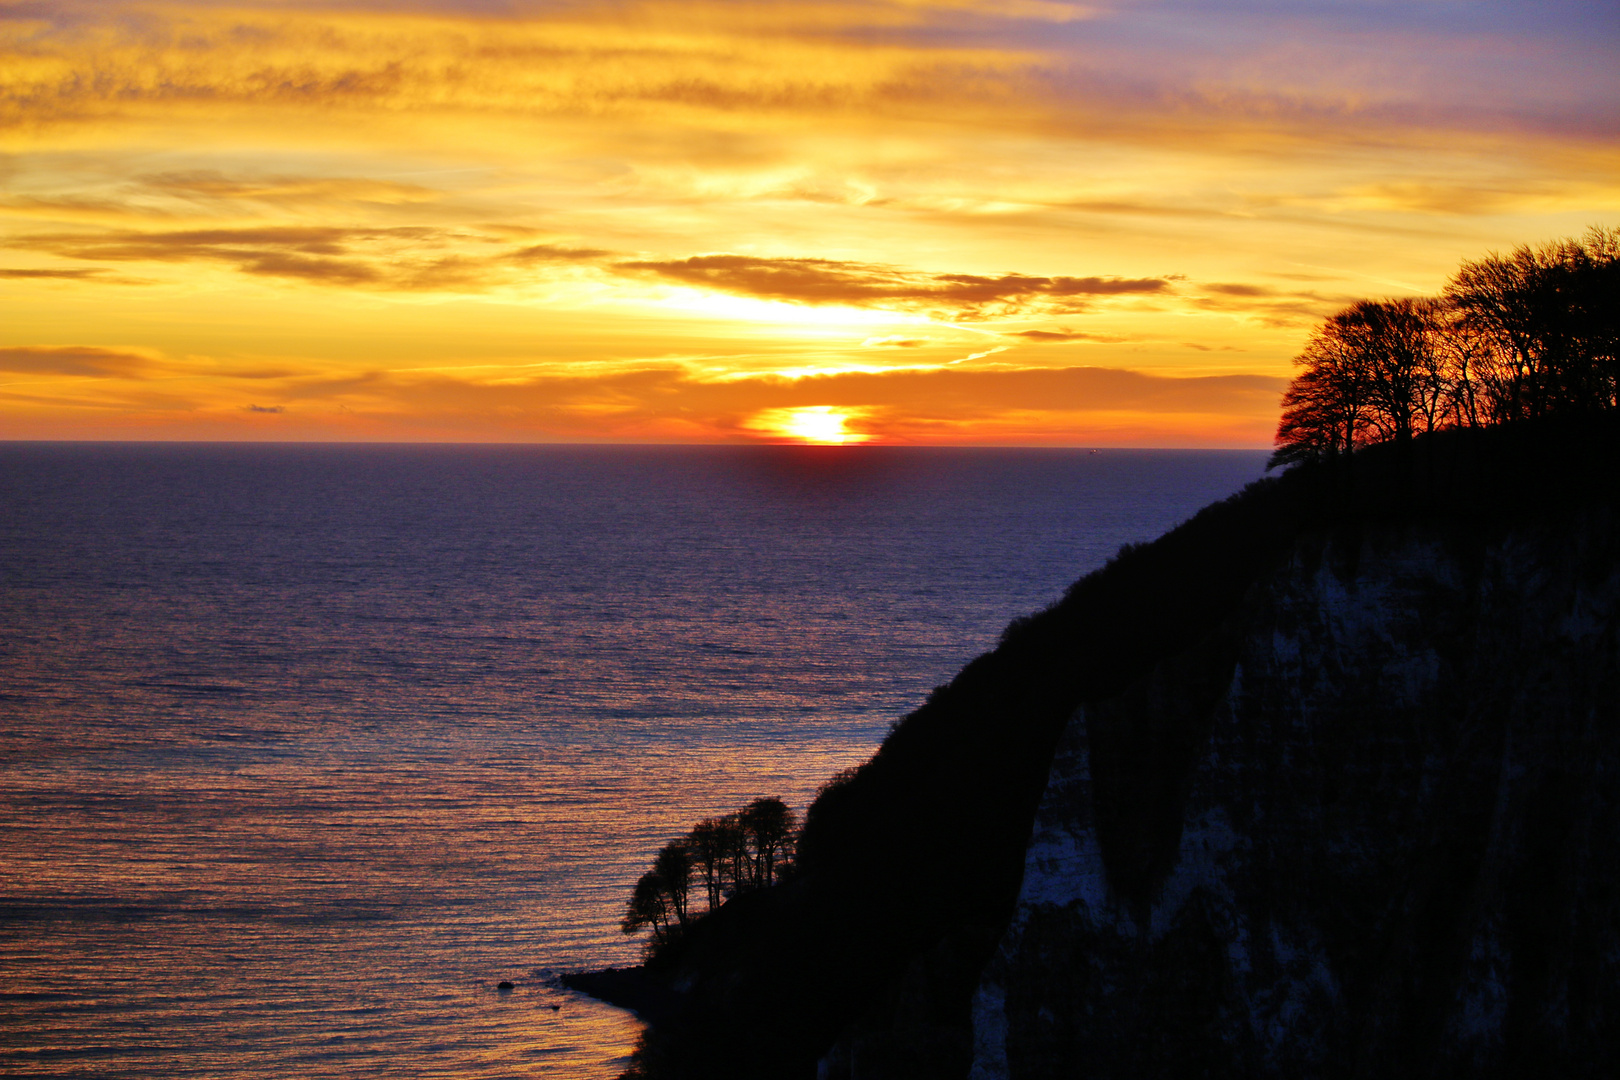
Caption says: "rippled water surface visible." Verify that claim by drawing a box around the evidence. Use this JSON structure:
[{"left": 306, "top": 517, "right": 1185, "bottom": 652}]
[{"left": 0, "top": 443, "right": 1266, "bottom": 1077}]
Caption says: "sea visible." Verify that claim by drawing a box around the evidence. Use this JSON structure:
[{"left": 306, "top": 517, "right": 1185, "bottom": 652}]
[{"left": 0, "top": 443, "right": 1267, "bottom": 1078}]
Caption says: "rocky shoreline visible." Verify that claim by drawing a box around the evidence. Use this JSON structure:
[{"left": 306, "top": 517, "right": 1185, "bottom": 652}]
[{"left": 561, "top": 966, "right": 682, "bottom": 1029}]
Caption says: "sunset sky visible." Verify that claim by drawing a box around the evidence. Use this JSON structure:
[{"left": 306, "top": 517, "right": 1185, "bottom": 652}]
[{"left": 3, "top": 1, "right": 1616, "bottom": 445}]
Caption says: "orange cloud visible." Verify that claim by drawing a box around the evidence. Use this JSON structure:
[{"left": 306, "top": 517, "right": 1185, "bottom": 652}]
[
  {"left": 0, "top": 343, "right": 1282, "bottom": 445},
  {"left": 0, "top": 267, "right": 106, "bottom": 279},
  {"left": 10, "top": 226, "right": 610, "bottom": 290},
  {"left": 138, "top": 171, "right": 442, "bottom": 207},
  {"left": 619, "top": 254, "right": 1167, "bottom": 318},
  {"left": 170, "top": 360, "right": 1281, "bottom": 443},
  {"left": 0, "top": 344, "right": 157, "bottom": 378},
  {"left": 1004, "top": 329, "right": 1125, "bottom": 343},
  {"left": 1186, "top": 282, "right": 1355, "bottom": 329},
  {"left": 12, "top": 225, "right": 1170, "bottom": 320},
  {"left": 7, "top": 0, "right": 1608, "bottom": 159}
]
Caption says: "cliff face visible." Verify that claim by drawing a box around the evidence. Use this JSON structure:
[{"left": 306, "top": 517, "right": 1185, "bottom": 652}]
[{"left": 970, "top": 510, "right": 1620, "bottom": 1078}]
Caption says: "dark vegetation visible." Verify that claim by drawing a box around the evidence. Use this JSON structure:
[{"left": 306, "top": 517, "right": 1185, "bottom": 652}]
[
  {"left": 1272, "top": 227, "right": 1618, "bottom": 468},
  {"left": 620, "top": 797, "right": 797, "bottom": 951},
  {"left": 578, "top": 231, "right": 1618, "bottom": 1079}
]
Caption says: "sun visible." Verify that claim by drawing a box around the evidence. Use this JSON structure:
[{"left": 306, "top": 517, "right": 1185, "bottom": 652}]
[{"left": 744, "top": 405, "right": 871, "bottom": 444}]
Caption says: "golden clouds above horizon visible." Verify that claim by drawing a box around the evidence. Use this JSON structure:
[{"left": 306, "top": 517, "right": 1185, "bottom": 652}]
[
  {"left": 3, "top": 1, "right": 1617, "bottom": 444},
  {"left": 0, "top": 345, "right": 1286, "bottom": 446}
]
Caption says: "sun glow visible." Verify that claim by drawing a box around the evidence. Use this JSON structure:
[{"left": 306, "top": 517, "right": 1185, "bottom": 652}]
[{"left": 745, "top": 405, "right": 871, "bottom": 444}]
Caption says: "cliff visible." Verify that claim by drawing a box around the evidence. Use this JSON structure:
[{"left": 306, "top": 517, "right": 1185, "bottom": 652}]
[
  {"left": 969, "top": 507, "right": 1620, "bottom": 1079},
  {"left": 601, "top": 418, "right": 1619, "bottom": 1080}
]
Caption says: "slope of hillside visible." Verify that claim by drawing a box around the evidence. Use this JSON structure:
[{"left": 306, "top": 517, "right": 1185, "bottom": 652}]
[{"left": 594, "top": 416, "right": 1619, "bottom": 1080}]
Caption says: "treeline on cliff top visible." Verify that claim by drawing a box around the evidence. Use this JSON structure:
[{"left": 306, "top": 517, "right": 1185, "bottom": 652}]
[
  {"left": 603, "top": 231, "right": 1619, "bottom": 1080},
  {"left": 1271, "top": 226, "right": 1618, "bottom": 468}
]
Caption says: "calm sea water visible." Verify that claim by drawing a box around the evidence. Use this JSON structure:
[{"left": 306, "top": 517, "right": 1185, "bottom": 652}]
[{"left": 0, "top": 443, "right": 1266, "bottom": 1078}]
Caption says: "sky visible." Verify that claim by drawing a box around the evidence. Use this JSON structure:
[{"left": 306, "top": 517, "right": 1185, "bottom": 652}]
[{"left": 3, "top": 0, "right": 1616, "bottom": 445}]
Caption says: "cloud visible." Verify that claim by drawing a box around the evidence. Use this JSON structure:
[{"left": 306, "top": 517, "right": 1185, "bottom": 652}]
[
  {"left": 1202, "top": 283, "right": 1271, "bottom": 298},
  {"left": 0, "top": 194, "right": 183, "bottom": 221},
  {"left": 504, "top": 243, "right": 614, "bottom": 263},
  {"left": 1187, "top": 281, "right": 1356, "bottom": 328},
  {"left": 0, "top": 345, "right": 156, "bottom": 378},
  {"left": 256, "top": 359, "right": 1282, "bottom": 444},
  {"left": 10, "top": 224, "right": 1169, "bottom": 317},
  {"left": 0, "top": 267, "right": 105, "bottom": 279},
  {"left": 863, "top": 335, "right": 929, "bottom": 347},
  {"left": 10, "top": 226, "right": 610, "bottom": 290},
  {"left": 3, "top": 0, "right": 1613, "bottom": 165},
  {"left": 0, "top": 346, "right": 1284, "bottom": 444},
  {"left": 1005, "top": 328, "right": 1126, "bottom": 343},
  {"left": 0, "top": 171, "right": 454, "bottom": 226},
  {"left": 955, "top": 346, "right": 1010, "bottom": 363},
  {"left": 715, "top": 364, "right": 1282, "bottom": 417},
  {"left": 619, "top": 253, "right": 1167, "bottom": 318},
  {"left": 138, "top": 171, "right": 442, "bottom": 207},
  {"left": 22, "top": 225, "right": 418, "bottom": 261}
]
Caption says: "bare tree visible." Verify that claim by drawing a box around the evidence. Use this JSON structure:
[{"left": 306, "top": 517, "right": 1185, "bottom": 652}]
[
  {"left": 687, "top": 818, "right": 732, "bottom": 912},
  {"left": 1432, "top": 305, "right": 1491, "bottom": 429},
  {"left": 1271, "top": 291, "right": 1535, "bottom": 469},
  {"left": 654, "top": 840, "right": 693, "bottom": 927},
  {"left": 739, "top": 797, "right": 796, "bottom": 888},
  {"left": 1270, "top": 304, "right": 1381, "bottom": 468},
  {"left": 1445, "top": 226, "right": 1620, "bottom": 420},
  {"left": 618, "top": 796, "right": 803, "bottom": 953},
  {"left": 724, "top": 812, "right": 753, "bottom": 894},
  {"left": 621, "top": 870, "right": 673, "bottom": 942}
]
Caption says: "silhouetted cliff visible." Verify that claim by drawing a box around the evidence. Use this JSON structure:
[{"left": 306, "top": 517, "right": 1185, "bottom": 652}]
[
  {"left": 598, "top": 417, "right": 1619, "bottom": 1080},
  {"left": 968, "top": 502, "right": 1618, "bottom": 1079}
]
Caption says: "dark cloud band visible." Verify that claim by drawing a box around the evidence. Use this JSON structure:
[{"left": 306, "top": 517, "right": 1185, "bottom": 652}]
[{"left": 618, "top": 254, "right": 1167, "bottom": 318}]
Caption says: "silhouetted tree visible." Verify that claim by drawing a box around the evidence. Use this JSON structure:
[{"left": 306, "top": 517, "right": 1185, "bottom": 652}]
[
  {"left": 1273, "top": 228, "right": 1618, "bottom": 471},
  {"left": 1433, "top": 306, "right": 1491, "bottom": 429},
  {"left": 1272, "top": 297, "right": 1455, "bottom": 469},
  {"left": 1445, "top": 226, "right": 1619, "bottom": 420},
  {"left": 724, "top": 811, "right": 753, "bottom": 894},
  {"left": 1270, "top": 367, "right": 1351, "bottom": 469},
  {"left": 622, "top": 870, "right": 674, "bottom": 943},
  {"left": 688, "top": 817, "right": 733, "bottom": 911},
  {"left": 1348, "top": 298, "right": 1443, "bottom": 446},
  {"left": 654, "top": 840, "right": 693, "bottom": 927},
  {"left": 739, "top": 797, "right": 796, "bottom": 888},
  {"left": 620, "top": 797, "right": 800, "bottom": 954},
  {"left": 1269, "top": 307, "right": 1377, "bottom": 467}
]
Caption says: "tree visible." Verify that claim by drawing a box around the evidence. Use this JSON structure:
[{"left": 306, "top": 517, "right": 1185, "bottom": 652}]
[
  {"left": 1269, "top": 304, "right": 1380, "bottom": 468},
  {"left": 724, "top": 811, "right": 753, "bottom": 895},
  {"left": 1271, "top": 295, "right": 1508, "bottom": 470},
  {"left": 1344, "top": 299, "right": 1437, "bottom": 446},
  {"left": 654, "top": 840, "right": 693, "bottom": 927},
  {"left": 1432, "top": 306, "right": 1492, "bottom": 430},
  {"left": 687, "top": 817, "right": 733, "bottom": 912},
  {"left": 739, "top": 797, "right": 796, "bottom": 888},
  {"left": 1272, "top": 229, "right": 1618, "bottom": 475},
  {"left": 621, "top": 870, "right": 673, "bottom": 942},
  {"left": 1445, "top": 227, "right": 1620, "bottom": 421},
  {"left": 619, "top": 796, "right": 801, "bottom": 954}
]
